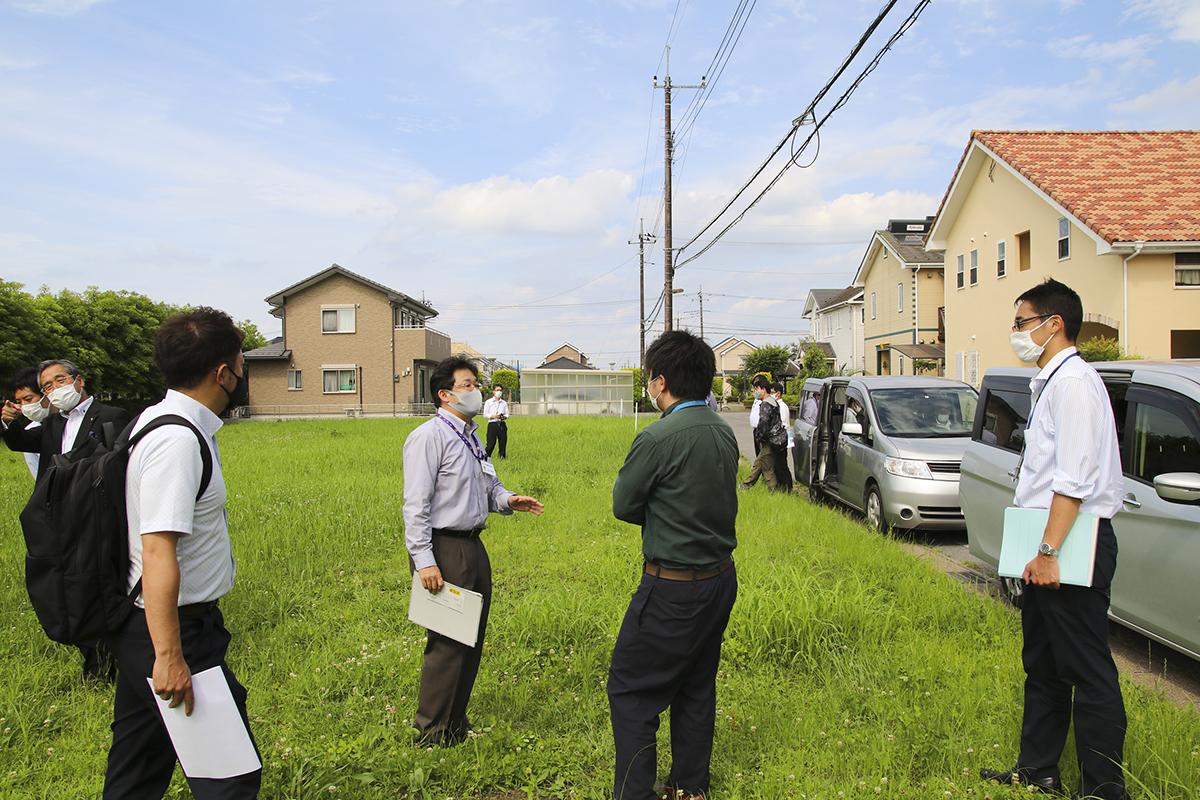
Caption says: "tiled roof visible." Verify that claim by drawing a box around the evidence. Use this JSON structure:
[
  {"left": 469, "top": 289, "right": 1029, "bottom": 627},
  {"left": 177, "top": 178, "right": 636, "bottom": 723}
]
[
  {"left": 243, "top": 341, "right": 291, "bottom": 360},
  {"left": 808, "top": 289, "right": 843, "bottom": 309},
  {"left": 877, "top": 230, "right": 943, "bottom": 264},
  {"left": 966, "top": 130, "right": 1200, "bottom": 244}
]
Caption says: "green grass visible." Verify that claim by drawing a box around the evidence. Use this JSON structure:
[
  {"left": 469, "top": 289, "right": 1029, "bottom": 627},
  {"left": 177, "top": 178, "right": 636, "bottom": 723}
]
[{"left": 1, "top": 415, "right": 1197, "bottom": 799}]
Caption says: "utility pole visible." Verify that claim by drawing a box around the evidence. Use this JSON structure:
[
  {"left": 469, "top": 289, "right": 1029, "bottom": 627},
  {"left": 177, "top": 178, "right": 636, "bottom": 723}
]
[
  {"left": 629, "top": 220, "right": 656, "bottom": 393},
  {"left": 698, "top": 286, "right": 704, "bottom": 340},
  {"left": 655, "top": 46, "right": 704, "bottom": 331}
]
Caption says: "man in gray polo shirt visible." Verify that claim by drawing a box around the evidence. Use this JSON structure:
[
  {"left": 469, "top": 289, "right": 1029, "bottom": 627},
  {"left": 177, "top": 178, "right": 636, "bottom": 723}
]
[{"left": 103, "top": 307, "right": 260, "bottom": 799}]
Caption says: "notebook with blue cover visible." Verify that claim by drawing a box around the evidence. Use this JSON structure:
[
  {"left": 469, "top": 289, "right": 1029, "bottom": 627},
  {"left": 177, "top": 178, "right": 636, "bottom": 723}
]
[{"left": 998, "top": 507, "right": 1099, "bottom": 587}]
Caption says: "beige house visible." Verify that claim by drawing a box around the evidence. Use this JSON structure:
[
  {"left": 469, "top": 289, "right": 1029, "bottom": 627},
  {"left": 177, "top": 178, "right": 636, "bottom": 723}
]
[
  {"left": 244, "top": 265, "right": 450, "bottom": 414},
  {"left": 710, "top": 336, "right": 756, "bottom": 398},
  {"left": 542, "top": 343, "right": 590, "bottom": 367},
  {"left": 853, "top": 218, "right": 945, "bottom": 376},
  {"left": 929, "top": 130, "right": 1200, "bottom": 386}
]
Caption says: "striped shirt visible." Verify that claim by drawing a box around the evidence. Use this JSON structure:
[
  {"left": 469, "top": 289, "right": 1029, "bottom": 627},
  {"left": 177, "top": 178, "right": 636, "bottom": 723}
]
[
  {"left": 125, "top": 391, "right": 233, "bottom": 607},
  {"left": 1014, "top": 346, "right": 1123, "bottom": 518}
]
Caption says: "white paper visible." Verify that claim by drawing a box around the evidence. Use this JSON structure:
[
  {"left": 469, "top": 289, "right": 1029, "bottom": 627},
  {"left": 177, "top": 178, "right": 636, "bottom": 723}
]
[
  {"left": 407, "top": 572, "right": 484, "bottom": 647},
  {"left": 147, "top": 666, "right": 261, "bottom": 779}
]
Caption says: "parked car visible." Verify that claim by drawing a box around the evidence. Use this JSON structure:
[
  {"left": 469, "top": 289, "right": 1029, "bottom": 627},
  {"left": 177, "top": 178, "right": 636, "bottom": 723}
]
[
  {"left": 960, "top": 360, "right": 1200, "bottom": 660},
  {"left": 793, "top": 376, "right": 978, "bottom": 532}
]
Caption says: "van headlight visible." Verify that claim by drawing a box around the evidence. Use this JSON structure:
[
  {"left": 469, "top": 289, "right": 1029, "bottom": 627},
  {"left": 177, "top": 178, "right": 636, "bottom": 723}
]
[{"left": 884, "top": 457, "right": 933, "bottom": 480}]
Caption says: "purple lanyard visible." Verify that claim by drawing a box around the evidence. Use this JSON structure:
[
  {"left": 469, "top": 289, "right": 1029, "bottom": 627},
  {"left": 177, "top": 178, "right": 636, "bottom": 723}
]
[{"left": 437, "top": 413, "right": 487, "bottom": 461}]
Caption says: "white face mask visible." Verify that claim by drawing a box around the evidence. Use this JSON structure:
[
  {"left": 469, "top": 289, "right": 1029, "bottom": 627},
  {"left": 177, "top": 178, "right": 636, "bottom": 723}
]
[
  {"left": 1010, "top": 316, "right": 1053, "bottom": 363},
  {"left": 494, "top": 390, "right": 503, "bottom": 398},
  {"left": 448, "top": 388, "right": 483, "bottom": 416},
  {"left": 649, "top": 377, "right": 666, "bottom": 412},
  {"left": 47, "top": 381, "right": 83, "bottom": 413},
  {"left": 936, "top": 414, "right": 950, "bottom": 425},
  {"left": 22, "top": 400, "right": 51, "bottom": 423}
]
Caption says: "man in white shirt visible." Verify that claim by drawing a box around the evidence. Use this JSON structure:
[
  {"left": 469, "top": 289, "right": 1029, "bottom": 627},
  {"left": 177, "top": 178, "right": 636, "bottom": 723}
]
[
  {"left": 103, "top": 307, "right": 261, "bottom": 799},
  {"left": 403, "top": 357, "right": 544, "bottom": 746},
  {"left": 981, "top": 280, "right": 1125, "bottom": 800},
  {"left": 482, "top": 382, "right": 509, "bottom": 459}
]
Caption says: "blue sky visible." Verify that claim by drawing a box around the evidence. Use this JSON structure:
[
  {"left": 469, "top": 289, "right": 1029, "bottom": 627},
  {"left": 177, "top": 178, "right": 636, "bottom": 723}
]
[{"left": 2, "top": 0, "right": 1198, "bottom": 367}]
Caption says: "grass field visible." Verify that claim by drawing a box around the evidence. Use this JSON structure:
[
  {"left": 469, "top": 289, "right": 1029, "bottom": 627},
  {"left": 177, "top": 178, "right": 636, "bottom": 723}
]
[{"left": 1, "top": 415, "right": 1198, "bottom": 799}]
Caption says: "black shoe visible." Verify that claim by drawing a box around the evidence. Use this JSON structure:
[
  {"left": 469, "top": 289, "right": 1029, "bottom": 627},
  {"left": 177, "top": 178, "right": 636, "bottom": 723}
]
[{"left": 980, "top": 768, "right": 1064, "bottom": 796}]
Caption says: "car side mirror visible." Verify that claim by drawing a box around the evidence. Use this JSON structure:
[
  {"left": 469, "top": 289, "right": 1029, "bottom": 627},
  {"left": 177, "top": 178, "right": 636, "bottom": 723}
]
[
  {"left": 1153, "top": 472, "right": 1200, "bottom": 504},
  {"left": 841, "top": 421, "right": 863, "bottom": 437}
]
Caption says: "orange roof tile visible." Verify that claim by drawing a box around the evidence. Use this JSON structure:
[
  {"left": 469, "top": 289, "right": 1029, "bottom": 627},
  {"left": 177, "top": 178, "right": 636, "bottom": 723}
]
[{"left": 958, "top": 130, "right": 1200, "bottom": 244}]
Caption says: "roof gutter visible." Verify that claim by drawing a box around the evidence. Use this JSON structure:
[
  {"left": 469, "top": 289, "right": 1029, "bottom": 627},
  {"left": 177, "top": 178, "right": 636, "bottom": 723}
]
[{"left": 1123, "top": 241, "right": 1145, "bottom": 354}]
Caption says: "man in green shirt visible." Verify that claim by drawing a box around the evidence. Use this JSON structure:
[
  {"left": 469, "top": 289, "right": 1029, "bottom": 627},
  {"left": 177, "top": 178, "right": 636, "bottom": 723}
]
[{"left": 609, "top": 330, "right": 740, "bottom": 800}]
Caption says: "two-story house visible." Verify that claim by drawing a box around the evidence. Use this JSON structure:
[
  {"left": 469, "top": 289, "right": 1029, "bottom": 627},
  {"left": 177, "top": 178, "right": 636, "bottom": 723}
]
[
  {"left": 244, "top": 264, "right": 450, "bottom": 414},
  {"left": 802, "top": 286, "right": 866, "bottom": 373},
  {"left": 541, "top": 343, "right": 591, "bottom": 368},
  {"left": 853, "top": 217, "right": 945, "bottom": 376},
  {"left": 710, "top": 336, "right": 757, "bottom": 399},
  {"left": 929, "top": 130, "right": 1200, "bottom": 386}
]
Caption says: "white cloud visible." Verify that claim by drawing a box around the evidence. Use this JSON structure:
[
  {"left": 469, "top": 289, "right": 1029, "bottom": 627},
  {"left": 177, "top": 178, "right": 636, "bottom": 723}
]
[
  {"left": 1126, "top": 0, "right": 1200, "bottom": 43},
  {"left": 1109, "top": 72, "right": 1200, "bottom": 112},
  {"left": 0, "top": 54, "right": 40, "bottom": 70},
  {"left": 9, "top": 0, "right": 103, "bottom": 16},
  {"left": 1046, "top": 33, "right": 1156, "bottom": 70},
  {"left": 271, "top": 68, "right": 334, "bottom": 85}
]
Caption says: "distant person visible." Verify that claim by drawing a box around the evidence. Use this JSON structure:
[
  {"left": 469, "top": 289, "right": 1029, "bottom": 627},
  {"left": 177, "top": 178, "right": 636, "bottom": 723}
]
[
  {"left": 740, "top": 379, "right": 782, "bottom": 491},
  {"left": 1, "top": 366, "right": 52, "bottom": 479},
  {"left": 980, "top": 279, "right": 1126, "bottom": 800},
  {"left": 770, "top": 383, "right": 794, "bottom": 491},
  {"left": 483, "top": 383, "right": 509, "bottom": 459},
  {"left": 103, "top": 307, "right": 262, "bottom": 798},
  {"left": 705, "top": 390, "right": 719, "bottom": 412},
  {"left": 933, "top": 397, "right": 955, "bottom": 431},
  {"left": 609, "top": 330, "right": 739, "bottom": 800},
  {"left": 403, "top": 357, "right": 544, "bottom": 746},
  {"left": 2, "top": 358, "right": 131, "bottom": 682},
  {"left": 799, "top": 386, "right": 820, "bottom": 427},
  {"left": 747, "top": 375, "right": 768, "bottom": 456}
]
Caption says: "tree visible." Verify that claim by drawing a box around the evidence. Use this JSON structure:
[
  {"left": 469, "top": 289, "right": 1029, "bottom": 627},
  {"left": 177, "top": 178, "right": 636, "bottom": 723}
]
[
  {"left": 743, "top": 344, "right": 791, "bottom": 381},
  {"left": 725, "top": 373, "right": 746, "bottom": 401},
  {"left": 802, "top": 343, "right": 831, "bottom": 381},
  {"left": 240, "top": 320, "right": 270, "bottom": 352},
  {"left": 624, "top": 368, "right": 647, "bottom": 408},
  {"left": 492, "top": 369, "right": 519, "bottom": 403},
  {"left": 711, "top": 377, "right": 723, "bottom": 401},
  {"left": 0, "top": 281, "right": 46, "bottom": 382},
  {"left": 1078, "top": 336, "right": 1141, "bottom": 363}
]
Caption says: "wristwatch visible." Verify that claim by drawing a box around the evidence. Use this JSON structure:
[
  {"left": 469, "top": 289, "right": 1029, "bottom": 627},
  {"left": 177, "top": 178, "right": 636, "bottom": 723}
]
[{"left": 1038, "top": 542, "right": 1059, "bottom": 557}]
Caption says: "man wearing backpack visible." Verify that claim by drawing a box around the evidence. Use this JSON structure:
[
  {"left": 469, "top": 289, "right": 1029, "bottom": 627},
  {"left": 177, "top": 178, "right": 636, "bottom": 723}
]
[
  {"left": 103, "top": 307, "right": 261, "bottom": 799},
  {"left": 739, "top": 378, "right": 783, "bottom": 491}
]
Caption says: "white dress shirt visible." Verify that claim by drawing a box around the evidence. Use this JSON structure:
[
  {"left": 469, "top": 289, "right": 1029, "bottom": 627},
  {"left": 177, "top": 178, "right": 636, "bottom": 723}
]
[
  {"left": 1014, "top": 346, "right": 1123, "bottom": 518},
  {"left": 61, "top": 395, "right": 94, "bottom": 453},
  {"left": 402, "top": 409, "right": 515, "bottom": 571},
  {"left": 749, "top": 398, "right": 761, "bottom": 428},
  {"left": 125, "top": 390, "right": 233, "bottom": 607},
  {"left": 483, "top": 396, "right": 509, "bottom": 424}
]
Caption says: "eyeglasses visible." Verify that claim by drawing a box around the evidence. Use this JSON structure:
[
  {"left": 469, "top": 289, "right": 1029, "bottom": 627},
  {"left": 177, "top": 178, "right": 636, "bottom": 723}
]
[
  {"left": 1012, "top": 314, "right": 1054, "bottom": 332},
  {"left": 451, "top": 381, "right": 481, "bottom": 391},
  {"left": 40, "top": 372, "right": 75, "bottom": 393}
]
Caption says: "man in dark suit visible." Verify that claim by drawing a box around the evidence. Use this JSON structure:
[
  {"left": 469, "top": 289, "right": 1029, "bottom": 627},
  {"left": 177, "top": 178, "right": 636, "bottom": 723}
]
[{"left": 2, "top": 358, "right": 133, "bottom": 681}]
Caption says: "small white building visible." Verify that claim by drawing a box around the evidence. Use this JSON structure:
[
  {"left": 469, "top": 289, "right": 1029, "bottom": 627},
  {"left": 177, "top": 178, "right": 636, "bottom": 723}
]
[
  {"left": 802, "top": 286, "right": 865, "bottom": 373},
  {"left": 520, "top": 361, "right": 635, "bottom": 415}
]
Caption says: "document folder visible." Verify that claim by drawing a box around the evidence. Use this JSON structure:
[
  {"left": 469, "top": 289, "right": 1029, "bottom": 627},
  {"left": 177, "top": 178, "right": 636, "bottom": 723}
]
[
  {"left": 407, "top": 572, "right": 484, "bottom": 647},
  {"left": 998, "top": 507, "right": 1099, "bottom": 587}
]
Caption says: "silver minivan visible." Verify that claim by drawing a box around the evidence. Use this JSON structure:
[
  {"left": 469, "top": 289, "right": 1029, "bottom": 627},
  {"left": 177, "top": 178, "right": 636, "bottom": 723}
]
[
  {"left": 960, "top": 360, "right": 1200, "bottom": 660},
  {"left": 794, "top": 376, "right": 979, "bottom": 532}
]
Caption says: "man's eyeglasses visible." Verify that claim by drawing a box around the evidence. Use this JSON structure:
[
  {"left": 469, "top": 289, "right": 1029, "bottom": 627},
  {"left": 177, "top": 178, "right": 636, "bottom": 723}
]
[
  {"left": 40, "top": 373, "right": 75, "bottom": 393},
  {"left": 451, "top": 382, "right": 481, "bottom": 391},
  {"left": 1012, "top": 314, "right": 1054, "bottom": 333}
]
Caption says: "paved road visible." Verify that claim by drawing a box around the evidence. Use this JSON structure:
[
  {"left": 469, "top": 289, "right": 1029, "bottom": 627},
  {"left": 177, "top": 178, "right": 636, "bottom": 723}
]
[{"left": 718, "top": 408, "right": 1200, "bottom": 710}]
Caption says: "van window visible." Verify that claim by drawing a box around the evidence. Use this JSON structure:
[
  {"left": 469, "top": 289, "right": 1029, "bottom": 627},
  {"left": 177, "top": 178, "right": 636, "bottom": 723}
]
[
  {"left": 1131, "top": 403, "right": 1200, "bottom": 483},
  {"left": 868, "top": 386, "right": 978, "bottom": 438},
  {"left": 977, "top": 388, "right": 1030, "bottom": 454}
]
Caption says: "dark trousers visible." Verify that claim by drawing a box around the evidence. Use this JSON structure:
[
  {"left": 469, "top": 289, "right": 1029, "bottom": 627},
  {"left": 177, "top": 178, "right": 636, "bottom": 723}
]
[
  {"left": 81, "top": 638, "right": 117, "bottom": 681},
  {"left": 103, "top": 606, "right": 261, "bottom": 799},
  {"left": 485, "top": 422, "right": 507, "bottom": 459},
  {"left": 414, "top": 534, "right": 492, "bottom": 742},
  {"left": 608, "top": 564, "right": 738, "bottom": 800},
  {"left": 1018, "top": 521, "right": 1125, "bottom": 800}
]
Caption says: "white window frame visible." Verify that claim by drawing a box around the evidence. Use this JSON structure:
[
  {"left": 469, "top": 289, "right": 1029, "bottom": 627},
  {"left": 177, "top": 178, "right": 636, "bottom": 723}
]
[
  {"left": 969, "top": 249, "right": 978, "bottom": 286},
  {"left": 287, "top": 369, "right": 302, "bottom": 391},
  {"left": 1057, "top": 217, "right": 1070, "bottom": 261},
  {"left": 1175, "top": 253, "right": 1200, "bottom": 288},
  {"left": 997, "top": 240, "right": 1006, "bottom": 279},
  {"left": 825, "top": 314, "right": 832, "bottom": 336},
  {"left": 956, "top": 254, "right": 965, "bottom": 290},
  {"left": 321, "top": 304, "right": 356, "bottom": 334},
  {"left": 897, "top": 283, "right": 903, "bottom": 312},
  {"left": 871, "top": 292, "right": 876, "bottom": 319},
  {"left": 322, "top": 365, "right": 358, "bottom": 394},
  {"left": 954, "top": 351, "right": 964, "bottom": 382}
]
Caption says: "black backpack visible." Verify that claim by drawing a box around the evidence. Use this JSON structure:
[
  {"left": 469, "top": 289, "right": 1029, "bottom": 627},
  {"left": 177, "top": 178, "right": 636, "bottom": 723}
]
[
  {"left": 755, "top": 401, "right": 788, "bottom": 448},
  {"left": 20, "top": 414, "right": 212, "bottom": 645}
]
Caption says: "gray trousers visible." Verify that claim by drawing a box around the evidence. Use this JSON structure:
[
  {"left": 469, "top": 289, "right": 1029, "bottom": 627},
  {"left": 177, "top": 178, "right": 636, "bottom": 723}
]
[{"left": 413, "top": 534, "right": 492, "bottom": 742}]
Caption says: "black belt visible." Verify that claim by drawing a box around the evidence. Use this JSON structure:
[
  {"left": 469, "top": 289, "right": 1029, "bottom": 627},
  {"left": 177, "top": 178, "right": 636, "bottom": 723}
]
[
  {"left": 178, "top": 600, "right": 219, "bottom": 617},
  {"left": 432, "top": 527, "right": 484, "bottom": 539},
  {"left": 644, "top": 559, "right": 734, "bottom": 581}
]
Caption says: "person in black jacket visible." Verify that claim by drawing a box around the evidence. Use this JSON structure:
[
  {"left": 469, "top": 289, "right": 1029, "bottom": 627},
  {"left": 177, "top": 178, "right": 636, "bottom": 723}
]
[{"left": 2, "top": 358, "right": 133, "bottom": 681}]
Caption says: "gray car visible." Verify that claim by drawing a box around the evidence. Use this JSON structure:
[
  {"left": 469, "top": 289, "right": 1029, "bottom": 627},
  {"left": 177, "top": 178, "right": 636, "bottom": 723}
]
[
  {"left": 960, "top": 360, "right": 1200, "bottom": 660},
  {"left": 794, "top": 376, "right": 978, "bottom": 532}
]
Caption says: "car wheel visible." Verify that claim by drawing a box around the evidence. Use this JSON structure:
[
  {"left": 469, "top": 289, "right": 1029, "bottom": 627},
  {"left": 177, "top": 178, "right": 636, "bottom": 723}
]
[
  {"left": 864, "top": 484, "right": 886, "bottom": 533},
  {"left": 1001, "top": 576, "right": 1025, "bottom": 609}
]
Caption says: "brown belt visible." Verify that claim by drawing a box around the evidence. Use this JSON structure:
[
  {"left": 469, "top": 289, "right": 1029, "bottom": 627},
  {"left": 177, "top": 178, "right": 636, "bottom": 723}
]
[{"left": 644, "top": 559, "right": 734, "bottom": 582}]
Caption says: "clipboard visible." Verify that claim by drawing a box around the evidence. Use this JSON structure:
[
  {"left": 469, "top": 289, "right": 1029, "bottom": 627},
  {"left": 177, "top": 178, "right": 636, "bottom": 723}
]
[
  {"left": 998, "top": 507, "right": 1099, "bottom": 587},
  {"left": 407, "top": 572, "right": 484, "bottom": 647}
]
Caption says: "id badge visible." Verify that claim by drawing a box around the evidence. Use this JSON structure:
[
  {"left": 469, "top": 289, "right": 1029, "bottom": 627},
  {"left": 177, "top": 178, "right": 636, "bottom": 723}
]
[{"left": 480, "top": 459, "right": 497, "bottom": 477}]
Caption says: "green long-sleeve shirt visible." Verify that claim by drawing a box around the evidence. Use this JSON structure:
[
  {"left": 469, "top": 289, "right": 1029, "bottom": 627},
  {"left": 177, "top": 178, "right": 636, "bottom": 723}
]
[{"left": 612, "top": 399, "right": 739, "bottom": 571}]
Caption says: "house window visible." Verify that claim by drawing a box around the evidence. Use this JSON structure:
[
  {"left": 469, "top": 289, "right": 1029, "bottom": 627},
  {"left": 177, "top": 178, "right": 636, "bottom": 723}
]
[
  {"left": 321, "top": 306, "right": 356, "bottom": 334},
  {"left": 322, "top": 367, "right": 357, "bottom": 394},
  {"left": 997, "top": 240, "right": 1006, "bottom": 278},
  {"left": 861, "top": 308, "right": 865, "bottom": 324},
  {"left": 897, "top": 283, "right": 903, "bottom": 312},
  {"left": 1175, "top": 253, "right": 1200, "bottom": 287},
  {"left": 871, "top": 293, "right": 876, "bottom": 319},
  {"left": 1057, "top": 217, "right": 1070, "bottom": 260},
  {"left": 956, "top": 254, "right": 965, "bottom": 289},
  {"left": 1018, "top": 231, "right": 1031, "bottom": 271},
  {"left": 287, "top": 369, "right": 302, "bottom": 390},
  {"left": 969, "top": 249, "right": 978, "bottom": 286}
]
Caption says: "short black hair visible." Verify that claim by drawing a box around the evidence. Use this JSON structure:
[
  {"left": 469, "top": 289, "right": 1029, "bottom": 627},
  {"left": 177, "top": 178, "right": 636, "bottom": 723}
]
[
  {"left": 751, "top": 374, "right": 771, "bottom": 390},
  {"left": 770, "top": 382, "right": 784, "bottom": 394},
  {"left": 644, "top": 330, "right": 715, "bottom": 402},
  {"left": 430, "top": 356, "right": 479, "bottom": 408},
  {"left": 10, "top": 366, "right": 42, "bottom": 397},
  {"left": 1015, "top": 278, "right": 1082, "bottom": 342},
  {"left": 153, "top": 307, "right": 245, "bottom": 389}
]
